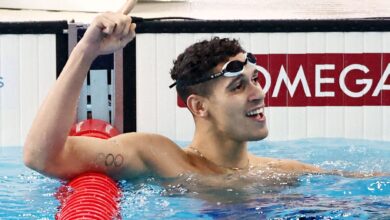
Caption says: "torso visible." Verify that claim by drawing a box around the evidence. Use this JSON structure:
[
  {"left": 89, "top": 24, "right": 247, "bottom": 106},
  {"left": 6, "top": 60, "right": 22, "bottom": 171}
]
[
  {"left": 158, "top": 149, "right": 302, "bottom": 203},
  {"left": 129, "top": 133, "right": 318, "bottom": 188}
]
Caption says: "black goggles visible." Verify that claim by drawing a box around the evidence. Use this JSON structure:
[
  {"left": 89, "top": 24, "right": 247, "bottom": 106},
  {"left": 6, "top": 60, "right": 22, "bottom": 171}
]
[{"left": 169, "top": 53, "right": 258, "bottom": 88}]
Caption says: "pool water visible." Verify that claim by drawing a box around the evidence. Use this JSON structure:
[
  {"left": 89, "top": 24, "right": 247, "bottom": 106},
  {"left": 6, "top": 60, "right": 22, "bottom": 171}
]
[{"left": 1, "top": 138, "right": 389, "bottom": 219}]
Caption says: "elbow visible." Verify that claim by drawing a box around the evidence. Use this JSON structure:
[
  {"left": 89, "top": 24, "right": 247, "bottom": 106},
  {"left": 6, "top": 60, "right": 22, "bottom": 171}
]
[
  {"left": 23, "top": 145, "right": 37, "bottom": 170},
  {"left": 23, "top": 143, "right": 45, "bottom": 173},
  {"left": 23, "top": 142, "right": 68, "bottom": 180}
]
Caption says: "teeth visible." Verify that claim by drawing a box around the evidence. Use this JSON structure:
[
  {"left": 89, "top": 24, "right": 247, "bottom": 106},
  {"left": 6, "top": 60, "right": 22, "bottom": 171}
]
[{"left": 246, "top": 107, "right": 264, "bottom": 116}]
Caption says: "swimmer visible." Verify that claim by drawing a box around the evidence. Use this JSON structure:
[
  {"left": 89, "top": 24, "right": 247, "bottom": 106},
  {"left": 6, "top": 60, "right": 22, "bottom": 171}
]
[{"left": 23, "top": 0, "right": 383, "bottom": 183}]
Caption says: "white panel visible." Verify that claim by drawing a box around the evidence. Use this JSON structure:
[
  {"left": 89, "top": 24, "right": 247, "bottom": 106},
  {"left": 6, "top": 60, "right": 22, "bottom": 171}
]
[
  {"left": 250, "top": 33, "right": 270, "bottom": 54},
  {"left": 363, "top": 107, "right": 383, "bottom": 140},
  {"left": 325, "top": 32, "right": 344, "bottom": 53},
  {"left": 307, "top": 107, "right": 325, "bottom": 138},
  {"left": 90, "top": 70, "right": 109, "bottom": 122},
  {"left": 307, "top": 32, "right": 326, "bottom": 53},
  {"left": 0, "top": 34, "right": 56, "bottom": 146},
  {"left": 20, "top": 35, "right": 39, "bottom": 146},
  {"left": 269, "top": 33, "right": 288, "bottom": 54},
  {"left": 325, "top": 106, "right": 344, "bottom": 138},
  {"left": 38, "top": 35, "right": 56, "bottom": 105},
  {"left": 363, "top": 32, "right": 383, "bottom": 53},
  {"left": 77, "top": 78, "right": 88, "bottom": 120},
  {"left": 0, "top": 35, "right": 20, "bottom": 146},
  {"left": 288, "top": 33, "right": 307, "bottom": 54},
  {"left": 383, "top": 32, "right": 390, "bottom": 53},
  {"left": 156, "top": 34, "right": 176, "bottom": 138},
  {"left": 0, "top": 37, "right": 2, "bottom": 147},
  {"left": 344, "top": 107, "right": 364, "bottom": 139},
  {"left": 344, "top": 32, "right": 364, "bottom": 53},
  {"left": 174, "top": 34, "right": 196, "bottom": 141},
  {"left": 384, "top": 106, "right": 390, "bottom": 141},
  {"left": 267, "top": 107, "right": 288, "bottom": 140},
  {"left": 287, "top": 107, "right": 307, "bottom": 139},
  {"left": 137, "top": 34, "right": 157, "bottom": 133}
]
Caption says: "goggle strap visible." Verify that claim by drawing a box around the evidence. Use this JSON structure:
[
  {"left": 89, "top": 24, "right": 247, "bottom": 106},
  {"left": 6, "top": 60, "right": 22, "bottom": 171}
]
[
  {"left": 169, "top": 52, "right": 257, "bottom": 88},
  {"left": 169, "top": 82, "right": 177, "bottom": 88}
]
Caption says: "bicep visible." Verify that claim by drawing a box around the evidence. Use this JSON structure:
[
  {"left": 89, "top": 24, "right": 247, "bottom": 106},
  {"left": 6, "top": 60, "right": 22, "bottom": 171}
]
[{"left": 46, "top": 135, "right": 148, "bottom": 180}]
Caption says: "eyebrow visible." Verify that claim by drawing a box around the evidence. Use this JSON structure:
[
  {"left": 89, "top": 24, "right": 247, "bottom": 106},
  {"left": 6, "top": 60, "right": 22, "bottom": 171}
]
[
  {"left": 226, "top": 74, "right": 244, "bottom": 88},
  {"left": 226, "top": 68, "right": 260, "bottom": 88}
]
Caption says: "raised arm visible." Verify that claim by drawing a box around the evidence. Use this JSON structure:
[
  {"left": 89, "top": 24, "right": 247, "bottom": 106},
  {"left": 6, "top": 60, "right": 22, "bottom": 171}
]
[{"left": 23, "top": 1, "right": 138, "bottom": 179}]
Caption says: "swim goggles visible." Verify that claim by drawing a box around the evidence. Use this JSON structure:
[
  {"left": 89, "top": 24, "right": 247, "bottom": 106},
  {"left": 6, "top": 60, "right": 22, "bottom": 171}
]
[{"left": 169, "top": 52, "right": 258, "bottom": 88}]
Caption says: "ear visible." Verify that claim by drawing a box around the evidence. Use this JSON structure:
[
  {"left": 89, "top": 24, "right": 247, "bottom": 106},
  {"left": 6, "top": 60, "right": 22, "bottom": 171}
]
[{"left": 186, "top": 94, "right": 208, "bottom": 117}]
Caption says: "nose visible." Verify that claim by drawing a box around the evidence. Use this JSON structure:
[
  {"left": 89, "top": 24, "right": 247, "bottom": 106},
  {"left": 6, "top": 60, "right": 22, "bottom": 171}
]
[{"left": 248, "top": 81, "right": 265, "bottom": 103}]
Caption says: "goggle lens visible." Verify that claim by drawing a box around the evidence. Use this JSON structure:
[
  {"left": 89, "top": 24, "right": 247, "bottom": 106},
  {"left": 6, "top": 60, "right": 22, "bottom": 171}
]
[
  {"left": 224, "top": 60, "right": 246, "bottom": 74},
  {"left": 222, "top": 53, "right": 256, "bottom": 77}
]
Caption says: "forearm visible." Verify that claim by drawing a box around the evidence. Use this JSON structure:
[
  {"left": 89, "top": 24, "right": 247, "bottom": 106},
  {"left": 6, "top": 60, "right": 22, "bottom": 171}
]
[
  {"left": 23, "top": 2, "right": 137, "bottom": 175},
  {"left": 24, "top": 44, "right": 96, "bottom": 170}
]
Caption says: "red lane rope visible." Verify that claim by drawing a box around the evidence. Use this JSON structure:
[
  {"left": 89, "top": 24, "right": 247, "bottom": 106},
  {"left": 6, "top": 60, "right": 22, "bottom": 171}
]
[{"left": 56, "top": 119, "right": 122, "bottom": 220}]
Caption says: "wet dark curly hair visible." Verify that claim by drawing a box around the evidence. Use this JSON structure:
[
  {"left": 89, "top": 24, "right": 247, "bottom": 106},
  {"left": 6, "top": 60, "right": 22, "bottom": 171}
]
[{"left": 170, "top": 37, "right": 244, "bottom": 103}]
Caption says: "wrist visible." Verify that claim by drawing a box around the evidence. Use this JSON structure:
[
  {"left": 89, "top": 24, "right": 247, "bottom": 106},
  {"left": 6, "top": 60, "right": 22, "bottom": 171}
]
[{"left": 72, "top": 41, "right": 99, "bottom": 63}]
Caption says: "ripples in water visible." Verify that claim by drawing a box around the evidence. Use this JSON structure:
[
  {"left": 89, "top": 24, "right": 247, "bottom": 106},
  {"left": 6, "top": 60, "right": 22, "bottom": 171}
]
[{"left": 1, "top": 139, "right": 390, "bottom": 219}]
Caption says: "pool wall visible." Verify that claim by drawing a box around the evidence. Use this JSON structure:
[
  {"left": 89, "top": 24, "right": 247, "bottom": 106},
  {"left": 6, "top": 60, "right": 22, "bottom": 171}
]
[
  {"left": 132, "top": 20, "right": 390, "bottom": 142},
  {"left": 0, "top": 21, "right": 67, "bottom": 147},
  {"left": 1, "top": 19, "right": 390, "bottom": 147}
]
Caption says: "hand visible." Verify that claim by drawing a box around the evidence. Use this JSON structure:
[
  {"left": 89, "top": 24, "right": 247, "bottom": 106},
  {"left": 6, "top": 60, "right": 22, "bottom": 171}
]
[{"left": 78, "top": 0, "right": 137, "bottom": 57}]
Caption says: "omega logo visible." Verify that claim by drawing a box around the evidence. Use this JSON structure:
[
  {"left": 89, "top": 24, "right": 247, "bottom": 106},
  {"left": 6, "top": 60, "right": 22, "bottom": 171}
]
[{"left": 257, "top": 63, "right": 390, "bottom": 98}]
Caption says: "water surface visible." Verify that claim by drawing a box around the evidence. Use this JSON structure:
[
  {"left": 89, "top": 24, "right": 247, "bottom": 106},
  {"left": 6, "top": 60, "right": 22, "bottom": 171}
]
[{"left": 1, "top": 138, "right": 389, "bottom": 219}]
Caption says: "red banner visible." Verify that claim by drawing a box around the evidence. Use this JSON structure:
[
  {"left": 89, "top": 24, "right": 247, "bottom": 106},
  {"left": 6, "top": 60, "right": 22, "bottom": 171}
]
[{"left": 178, "top": 53, "right": 390, "bottom": 107}]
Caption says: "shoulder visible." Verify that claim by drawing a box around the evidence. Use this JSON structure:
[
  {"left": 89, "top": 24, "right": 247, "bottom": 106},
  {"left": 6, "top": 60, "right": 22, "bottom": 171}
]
[
  {"left": 116, "top": 132, "right": 180, "bottom": 149},
  {"left": 114, "top": 132, "right": 185, "bottom": 156},
  {"left": 277, "top": 159, "right": 322, "bottom": 172},
  {"left": 115, "top": 132, "right": 190, "bottom": 176},
  {"left": 250, "top": 154, "right": 323, "bottom": 174}
]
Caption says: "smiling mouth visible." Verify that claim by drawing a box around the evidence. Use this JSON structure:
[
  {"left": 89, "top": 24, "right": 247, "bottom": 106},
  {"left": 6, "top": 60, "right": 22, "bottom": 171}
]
[{"left": 245, "top": 106, "right": 265, "bottom": 120}]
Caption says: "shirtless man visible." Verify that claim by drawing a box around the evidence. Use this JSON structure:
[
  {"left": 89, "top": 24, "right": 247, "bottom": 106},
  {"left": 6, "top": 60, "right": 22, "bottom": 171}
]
[{"left": 23, "top": 0, "right": 324, "bottom": 182}]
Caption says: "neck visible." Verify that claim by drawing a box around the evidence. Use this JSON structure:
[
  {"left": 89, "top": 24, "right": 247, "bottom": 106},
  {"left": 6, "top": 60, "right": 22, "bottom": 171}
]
[{"left": 191, "top": 126, "right": 249, "bottom": 170}]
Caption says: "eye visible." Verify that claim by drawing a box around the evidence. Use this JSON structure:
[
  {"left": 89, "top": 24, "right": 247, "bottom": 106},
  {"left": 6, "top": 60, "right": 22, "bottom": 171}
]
[
  {"left": 251, "top": 74, "right": 259, "bottom": 84},
  {"left": 232, "top": 82, "right": 244, "bottom": 91}
]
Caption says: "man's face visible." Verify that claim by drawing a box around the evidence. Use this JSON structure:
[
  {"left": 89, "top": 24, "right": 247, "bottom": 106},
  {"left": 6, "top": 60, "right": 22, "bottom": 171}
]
[{"left": 206, "top": 52, "right": 268, "bottom": 142}]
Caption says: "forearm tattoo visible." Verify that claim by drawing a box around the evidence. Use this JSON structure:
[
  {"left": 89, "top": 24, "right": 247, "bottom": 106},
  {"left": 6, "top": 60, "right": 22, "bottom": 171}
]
[{"left": 95, "top": 153, "right": 124, "bottom": 168}]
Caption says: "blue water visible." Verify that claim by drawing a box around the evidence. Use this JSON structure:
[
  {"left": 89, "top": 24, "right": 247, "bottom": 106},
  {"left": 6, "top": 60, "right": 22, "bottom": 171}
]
[{"left": 1, "top": 138, "right": 390, "bottom": 219}]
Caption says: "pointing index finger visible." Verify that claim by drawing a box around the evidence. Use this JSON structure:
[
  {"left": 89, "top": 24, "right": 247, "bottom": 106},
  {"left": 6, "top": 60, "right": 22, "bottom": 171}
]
[{"left": 117, "top": 0, "right": 137, "bottom": 15}]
